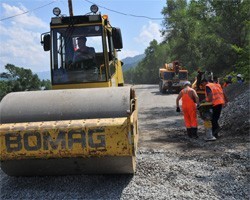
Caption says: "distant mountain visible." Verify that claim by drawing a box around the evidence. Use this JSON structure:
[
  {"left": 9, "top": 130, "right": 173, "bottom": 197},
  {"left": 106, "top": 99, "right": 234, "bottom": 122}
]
[
  {"left": 36, "top": 71, "right": 51, "bottom": 81},
  {"left": 35, "top": 54, "right": 145, "bottom": 80},
  {"left": 122, "top": 54, "right": 145, "bottom": 71}
]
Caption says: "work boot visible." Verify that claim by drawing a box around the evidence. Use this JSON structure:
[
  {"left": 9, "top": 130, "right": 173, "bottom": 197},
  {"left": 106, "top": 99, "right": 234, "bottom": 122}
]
[
  {"left": 213, "top": 127, "right": 221, "bottom": 138},
  {"left": 205, "top": 128, "right": 216, "bottom": 141},
  {"left": 187, "top": 128, "right": 192, "bottom": 138},
  {"left": 191, "top": 127, "right": 198, "bottom": 139}
]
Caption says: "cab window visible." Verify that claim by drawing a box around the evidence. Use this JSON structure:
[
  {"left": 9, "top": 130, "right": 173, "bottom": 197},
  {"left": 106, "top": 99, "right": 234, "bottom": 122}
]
[{"left": 51, "top": 25, "right": 106, "bottom": 84}]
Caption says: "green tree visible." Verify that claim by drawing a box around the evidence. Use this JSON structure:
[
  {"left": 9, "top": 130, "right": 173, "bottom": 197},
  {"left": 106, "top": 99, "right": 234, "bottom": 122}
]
[
  {"left": 124, "top": 0, "right": 250, "bottom": 84},
  {"left": 161, "top": 0, "right": 249, "bottom": 78},
  {"left": 124, "top": 40, "right": 168, "bottom": 84},
  {"left": 4, "top": 64, "right": 41, "bottom": 91},
  {"left": 0, "top": 81, "right": 13, "bottom": 100},
  {"left": 41, "top": 79, "right": 52, "bottom": 90},
  {"left": 0, "top": 64, "right": 45, "bottom": 101}
]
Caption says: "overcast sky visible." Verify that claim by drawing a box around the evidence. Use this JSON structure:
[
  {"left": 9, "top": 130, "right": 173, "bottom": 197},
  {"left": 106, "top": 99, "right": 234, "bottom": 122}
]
[{"left": 0, "top": 0, "right": 166, "bottom": 72}]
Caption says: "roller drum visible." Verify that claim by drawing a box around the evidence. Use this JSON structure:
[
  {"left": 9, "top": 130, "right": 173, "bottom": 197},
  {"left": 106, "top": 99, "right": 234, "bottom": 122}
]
[
  {"left": 0, "top": 87, "right": 131, "bottom": 123},
  {"left": 0, "top": 87, "right": 137, "bottom": 176}
]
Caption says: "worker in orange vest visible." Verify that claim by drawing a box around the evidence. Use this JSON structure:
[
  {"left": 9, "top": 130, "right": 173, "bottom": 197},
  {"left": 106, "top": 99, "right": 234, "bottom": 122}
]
[
  {"left": 176, "top": 81, "right": 200, "bottom": 138},
  {"left": 201, "top": 79, "right": 228, "bottom": 138}
]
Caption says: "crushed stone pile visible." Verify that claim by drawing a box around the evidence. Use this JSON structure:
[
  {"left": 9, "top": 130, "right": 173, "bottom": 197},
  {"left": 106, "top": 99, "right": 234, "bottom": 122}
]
[{"left": 220, "top": 83, "right": 250, "bottom": 135}]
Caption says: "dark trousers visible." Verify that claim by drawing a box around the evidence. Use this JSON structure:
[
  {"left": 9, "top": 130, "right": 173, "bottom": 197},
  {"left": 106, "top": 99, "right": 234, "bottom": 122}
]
[{"left": 212, "top": 104, "right": 222, "bottom": 133}]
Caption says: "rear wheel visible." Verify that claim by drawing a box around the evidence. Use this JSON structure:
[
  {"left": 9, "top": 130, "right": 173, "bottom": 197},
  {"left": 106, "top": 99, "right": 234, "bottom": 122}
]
[
  {"left": 159, "top": 80, "right": 166, "bottom": 94},
  {"left": 159, "top": 80, "right": 163, "bottom": 93},
  {"left": 162, "top": 88, "right": 166, "bottom": 94},
  {"left": 167, "top": 81, "right": 173, "bottom": 94}
]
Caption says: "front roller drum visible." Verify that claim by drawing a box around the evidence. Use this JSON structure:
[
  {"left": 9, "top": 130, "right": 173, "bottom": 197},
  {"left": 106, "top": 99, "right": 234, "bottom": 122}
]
[{"left": 0, "top": 87, "right": 138, "bottom": 176}]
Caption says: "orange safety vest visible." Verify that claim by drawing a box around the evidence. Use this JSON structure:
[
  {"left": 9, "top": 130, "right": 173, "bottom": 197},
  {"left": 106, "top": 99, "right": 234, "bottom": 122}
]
[
  {"left": 181, "top": 87, "right": 196, "bottom": 107},
  {"left": 181, "top": 87, "right": 197, "bottom": 128},
  {"left": 205, "top": 83, "right": 225, "bottom": 106}
]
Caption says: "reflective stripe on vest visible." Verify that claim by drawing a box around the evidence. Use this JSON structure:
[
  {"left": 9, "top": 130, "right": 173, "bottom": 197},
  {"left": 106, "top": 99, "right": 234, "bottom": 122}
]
[{"left": 206, "top": 83, "right": 225, "bottom": 106}]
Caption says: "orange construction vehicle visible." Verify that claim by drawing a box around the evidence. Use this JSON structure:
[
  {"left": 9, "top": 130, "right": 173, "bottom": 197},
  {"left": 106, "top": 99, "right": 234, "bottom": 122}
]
[{"left": 159, "top": 60, "right": 188, "bottom": 93}]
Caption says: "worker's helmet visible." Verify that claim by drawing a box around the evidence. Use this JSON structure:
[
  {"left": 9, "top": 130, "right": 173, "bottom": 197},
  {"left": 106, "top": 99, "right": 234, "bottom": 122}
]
[
  {"left": 228, "top": 75, "right": 232, "bottom": 79},
  {"left": 183, "top": 81, "right": 191, "bottom": 86},
  {"left": 237, "top": 74, "right": 242, "bottom": 78}
]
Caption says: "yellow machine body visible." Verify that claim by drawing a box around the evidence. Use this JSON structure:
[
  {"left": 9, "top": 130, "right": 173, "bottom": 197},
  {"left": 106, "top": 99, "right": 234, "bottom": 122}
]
[
  {"left": 0, "top": 102, "right": 138, "bottom": 176},
  {"left": 0, "top": 117, "right": 137, "bottom": 159},
  {"left": 0, "top": 6, "right": 138, "bottom": 176}
]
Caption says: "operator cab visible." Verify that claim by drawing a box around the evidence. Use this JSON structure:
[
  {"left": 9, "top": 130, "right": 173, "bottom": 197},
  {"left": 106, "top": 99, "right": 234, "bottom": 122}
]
[
  {"left": 50, "top": 25, "right": 105, "bottom": 84},
  {"left": 41, "top": 5, "right": 123, "bottom": 87}
]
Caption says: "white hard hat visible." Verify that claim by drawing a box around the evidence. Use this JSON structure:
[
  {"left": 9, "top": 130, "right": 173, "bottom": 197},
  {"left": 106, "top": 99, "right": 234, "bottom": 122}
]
[
  {"left": 237, "top": 74, "right": 242, "bottom": 78},
  {"left": 183, "top": 81, "right": 191, "bottom": 86}
]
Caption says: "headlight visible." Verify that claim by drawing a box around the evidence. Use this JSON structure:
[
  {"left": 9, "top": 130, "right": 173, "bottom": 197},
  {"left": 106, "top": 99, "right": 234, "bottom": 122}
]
[
  {"left": 90, "top": 4, "right": 98, "bottom": 13},
  {"left": 53, "top": 7, "right": 61, "bottom": 16}
]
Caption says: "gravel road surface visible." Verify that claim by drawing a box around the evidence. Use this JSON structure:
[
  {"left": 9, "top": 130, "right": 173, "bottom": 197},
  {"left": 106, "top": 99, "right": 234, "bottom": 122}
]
[{"left": 1, "top": 84, "right": 249, "bottom": 200}]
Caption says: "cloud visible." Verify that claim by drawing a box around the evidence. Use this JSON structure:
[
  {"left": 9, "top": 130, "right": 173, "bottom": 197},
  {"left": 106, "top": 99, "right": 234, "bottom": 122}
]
[
  {"left": 134, "top": 21, "right": 163, "bottom": 46},
  {"left": 0, "top": 3, "right": 49, "bottom": 72},
  {"left": 1, "top": 3, "right": 47, "bottom": 29}
]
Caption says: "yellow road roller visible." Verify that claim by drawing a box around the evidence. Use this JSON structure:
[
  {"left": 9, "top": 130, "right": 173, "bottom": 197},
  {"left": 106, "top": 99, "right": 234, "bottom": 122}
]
[{"left": 0, "top": 4, "right": 139, "bottom": 176}]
